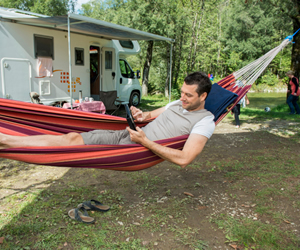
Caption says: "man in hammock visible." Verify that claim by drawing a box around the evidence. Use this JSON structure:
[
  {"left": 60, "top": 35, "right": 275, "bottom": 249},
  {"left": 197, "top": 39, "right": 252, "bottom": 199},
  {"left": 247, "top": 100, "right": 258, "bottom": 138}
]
[{"left": 0, "top": 71, "right": 215, "bottom": 168}]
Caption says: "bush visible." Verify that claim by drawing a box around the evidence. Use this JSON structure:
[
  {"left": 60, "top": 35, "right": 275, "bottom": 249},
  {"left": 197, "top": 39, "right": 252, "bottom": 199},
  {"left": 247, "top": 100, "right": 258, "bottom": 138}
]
[
  {"left": 259, "top": 73, "right": 279, "bottom": 86},
  {"left": 171, "top": 88, "right": 181, "bottom": 100}
]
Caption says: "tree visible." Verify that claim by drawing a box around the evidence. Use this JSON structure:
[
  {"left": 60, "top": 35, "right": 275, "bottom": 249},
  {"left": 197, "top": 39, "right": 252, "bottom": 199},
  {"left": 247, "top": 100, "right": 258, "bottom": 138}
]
[
  {"left": 266, "top": 0, "right": 300, "bottom": 77},
  {"left": 0, "top": 0, "right": 76, "bottom": 15},
  {"left": 220, "top": 0, "right": 292, "bottom": 82},
  {"left": 79, "top": 0, "right": 295, "bottom": 96}
]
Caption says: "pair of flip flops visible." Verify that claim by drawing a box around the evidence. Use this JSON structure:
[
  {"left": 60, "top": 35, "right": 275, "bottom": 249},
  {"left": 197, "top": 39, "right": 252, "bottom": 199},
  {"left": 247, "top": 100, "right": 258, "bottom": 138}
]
[{"left": 68, "top": 200, "right": 110, "bottom": 224}]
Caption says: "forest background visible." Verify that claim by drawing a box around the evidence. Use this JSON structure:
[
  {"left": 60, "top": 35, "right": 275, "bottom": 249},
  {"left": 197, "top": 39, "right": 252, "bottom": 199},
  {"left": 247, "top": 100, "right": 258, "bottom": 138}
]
[{"left": 0, "top": 0, "right": 299, "bottom": 98}]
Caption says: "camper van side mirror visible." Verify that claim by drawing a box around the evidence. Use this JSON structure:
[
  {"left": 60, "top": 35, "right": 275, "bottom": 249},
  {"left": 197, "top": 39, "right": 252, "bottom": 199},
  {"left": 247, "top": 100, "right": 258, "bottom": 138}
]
[{"left": 136, "top": 70, "right": 141, "bottom": 79}]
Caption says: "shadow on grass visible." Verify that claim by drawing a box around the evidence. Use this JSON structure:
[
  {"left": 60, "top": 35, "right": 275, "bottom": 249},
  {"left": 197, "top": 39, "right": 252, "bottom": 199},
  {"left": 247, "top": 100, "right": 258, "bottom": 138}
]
[
  {"left": 1, "top": 130, "right": 300, "bottom": 249},
  {"left": 0, "top": 162, "right": 216, "bottom": 249}
]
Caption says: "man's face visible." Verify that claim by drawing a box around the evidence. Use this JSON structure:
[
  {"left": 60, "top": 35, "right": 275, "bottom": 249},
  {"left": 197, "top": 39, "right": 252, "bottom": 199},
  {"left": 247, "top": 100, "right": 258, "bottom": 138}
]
[{"left": 180, "top": 82, "right": 207, "bottom": 111}]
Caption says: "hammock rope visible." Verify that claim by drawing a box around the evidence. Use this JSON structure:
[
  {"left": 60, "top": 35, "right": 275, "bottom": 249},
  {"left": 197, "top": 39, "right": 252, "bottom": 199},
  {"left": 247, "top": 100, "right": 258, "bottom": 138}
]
[{"left": 0, "top": 35, "right": 295, "bottom": 171}]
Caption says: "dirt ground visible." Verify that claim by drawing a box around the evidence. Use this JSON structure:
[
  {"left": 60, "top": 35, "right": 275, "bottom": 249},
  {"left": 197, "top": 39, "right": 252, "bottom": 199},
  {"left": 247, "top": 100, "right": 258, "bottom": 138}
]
[{"left": 1, "top": 116, "right": 300, "bottom": 249}]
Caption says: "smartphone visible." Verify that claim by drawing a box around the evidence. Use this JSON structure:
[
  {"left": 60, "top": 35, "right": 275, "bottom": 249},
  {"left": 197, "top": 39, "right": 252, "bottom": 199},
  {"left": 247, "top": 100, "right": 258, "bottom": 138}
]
[{"left": 124, "top": 104, "right": 137, "bottom": 131}]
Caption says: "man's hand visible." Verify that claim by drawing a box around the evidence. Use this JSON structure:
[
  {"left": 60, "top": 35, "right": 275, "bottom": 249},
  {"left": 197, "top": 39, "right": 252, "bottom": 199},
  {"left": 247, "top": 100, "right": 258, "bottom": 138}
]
[
  {"left": 130, "top": 106, "right": 145, "bottom": 122},
  {"left": 126, "top": 126, "right": 147, "bottom": 144},
  {"left": 130, "top": 106, "right": 166, "bottom": 122},
  {"left": 126, "top": 127, "right": 209, "bottom": 168}
]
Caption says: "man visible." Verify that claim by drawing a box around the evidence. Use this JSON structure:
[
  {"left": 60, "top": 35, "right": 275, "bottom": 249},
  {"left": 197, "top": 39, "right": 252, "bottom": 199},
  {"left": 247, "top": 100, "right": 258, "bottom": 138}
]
[
  {"left": 0, "top": 72, "right": 215, "bottom": 168},
  {"left": 286, "top": 70, "right": 300, "bottom": 115}
]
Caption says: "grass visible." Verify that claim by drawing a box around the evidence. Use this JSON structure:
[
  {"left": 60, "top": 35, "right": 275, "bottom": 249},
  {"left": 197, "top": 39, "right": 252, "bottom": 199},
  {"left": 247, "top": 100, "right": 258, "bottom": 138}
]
[
  {"left": 213, "top": 216, "right": 299, "bottom": 250},
  {"left": 241, "top": 102, "right": 300, "bottom": 121},
  {"left": 139, "top": 94, "right": 170, "bottom": 111},
  {"left": 1, "top": 97, "right": 300, "bottom": 249}
]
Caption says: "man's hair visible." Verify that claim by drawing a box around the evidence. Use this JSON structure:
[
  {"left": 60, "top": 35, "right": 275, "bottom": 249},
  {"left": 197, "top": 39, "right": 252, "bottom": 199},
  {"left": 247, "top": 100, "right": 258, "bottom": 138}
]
[
  {"left": 286, "top": 70, "right": 294, "bottom": 76},
  {"left": 184, "top": 71, "right": 212, "bottom": 97}
]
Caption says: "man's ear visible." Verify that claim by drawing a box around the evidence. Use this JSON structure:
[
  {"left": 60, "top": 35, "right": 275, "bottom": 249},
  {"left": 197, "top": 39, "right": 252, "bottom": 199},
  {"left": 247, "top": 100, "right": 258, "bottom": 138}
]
[{"left": 200, "top": 92, "right": 207, "bottom": 101}]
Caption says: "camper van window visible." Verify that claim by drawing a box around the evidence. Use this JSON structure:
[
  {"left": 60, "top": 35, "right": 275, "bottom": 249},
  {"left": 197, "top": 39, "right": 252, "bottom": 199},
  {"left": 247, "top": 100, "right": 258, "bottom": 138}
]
[
  {"left": 105, "top": 51, "right": 112, "bottom": 69},
  {"left": 119, "top": 59, "right": 134, "bottom": 78},
  {"left": 119, "top": 41, "right": 134, "bottom": 49},
  {"left": 75, "top": 48, "right": 84, "bottom": 66},
  {"left": 34, "top": 35, "right": 54, "bottom": 59}
]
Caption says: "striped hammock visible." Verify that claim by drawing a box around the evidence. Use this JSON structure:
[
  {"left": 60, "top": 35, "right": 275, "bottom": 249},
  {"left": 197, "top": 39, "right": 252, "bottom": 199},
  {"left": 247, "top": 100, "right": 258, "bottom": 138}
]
[{"left": 0, "top": 36, "right": 293, "bottom": 171}]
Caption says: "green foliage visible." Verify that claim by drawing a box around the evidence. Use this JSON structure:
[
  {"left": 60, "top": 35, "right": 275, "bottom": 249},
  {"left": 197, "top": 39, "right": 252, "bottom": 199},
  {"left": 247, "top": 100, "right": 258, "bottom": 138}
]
[
  {"left": 3, "top": 0, "right": 295, "bottom": 95},
  {"left": 171, "top": 88, "right": 181, "bottom": 100},
  {"left": 30, "top": 0, "right": 70, "bottom": 16},
  {"left": 257, "top": 72, "right": 279, "bottom": 86},
  {"left": 79, "top": 0, "right": 294, "bottom": 95},
  {"left": 0, "top": 0, "right": 75, "bottom": 15}
]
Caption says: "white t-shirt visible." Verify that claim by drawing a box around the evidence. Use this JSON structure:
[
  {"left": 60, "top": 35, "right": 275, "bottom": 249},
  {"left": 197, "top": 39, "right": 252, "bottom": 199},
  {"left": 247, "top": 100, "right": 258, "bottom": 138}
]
[{"left": 165, "top": 100, "right": 215, "bottom": 139}]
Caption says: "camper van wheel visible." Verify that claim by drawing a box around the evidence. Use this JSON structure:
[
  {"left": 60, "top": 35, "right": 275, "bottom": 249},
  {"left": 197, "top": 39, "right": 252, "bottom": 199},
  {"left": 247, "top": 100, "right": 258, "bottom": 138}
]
[{"left": 129, "top": 91, "right": 140, "bottom": 107}]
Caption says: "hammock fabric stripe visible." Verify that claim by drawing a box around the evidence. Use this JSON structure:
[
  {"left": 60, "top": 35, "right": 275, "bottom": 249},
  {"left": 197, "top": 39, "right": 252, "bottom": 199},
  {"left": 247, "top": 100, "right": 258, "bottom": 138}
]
[
  {"left": 0, "top": 37, "right": 292, "bottom": 171},
  {"left": 0, "top": 100, "right": 149, "bottom": 135}
]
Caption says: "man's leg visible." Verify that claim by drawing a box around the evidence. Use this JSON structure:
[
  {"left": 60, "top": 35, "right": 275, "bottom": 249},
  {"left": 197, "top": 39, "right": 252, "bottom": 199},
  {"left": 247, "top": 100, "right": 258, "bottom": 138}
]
[
  {"left": 287, "top": 95, "right": 295, "bottom": 114},
  {"left": 232, "top": 105, "right": 240, "bottom": 127},
  {"left": 292, "top": 96, "right": 300, "bottom": 114},
  {"left": 0, "top": 132, "right": 84, "bottom": 149}
]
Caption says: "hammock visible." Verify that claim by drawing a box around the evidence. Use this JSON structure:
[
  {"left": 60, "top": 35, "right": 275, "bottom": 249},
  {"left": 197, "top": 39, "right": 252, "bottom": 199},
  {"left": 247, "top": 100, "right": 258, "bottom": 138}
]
[{"left": 0, "top": 35, "right": 294, "bottom": 171}]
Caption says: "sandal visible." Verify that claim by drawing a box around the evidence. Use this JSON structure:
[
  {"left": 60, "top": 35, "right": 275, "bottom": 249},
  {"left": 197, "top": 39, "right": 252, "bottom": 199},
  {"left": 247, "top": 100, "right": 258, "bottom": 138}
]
[
  {"left": 78, "top": 199, "right": 110, "bottom": 212},
  {"left": 68, "top": 206, "right": 95, "bottom": 224}
]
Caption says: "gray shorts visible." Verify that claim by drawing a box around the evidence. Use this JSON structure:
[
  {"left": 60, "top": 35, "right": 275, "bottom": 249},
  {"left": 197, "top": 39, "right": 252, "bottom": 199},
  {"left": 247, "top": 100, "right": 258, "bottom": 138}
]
[{"left": 80, "top": 129, "right": 135, "bottom": 145}]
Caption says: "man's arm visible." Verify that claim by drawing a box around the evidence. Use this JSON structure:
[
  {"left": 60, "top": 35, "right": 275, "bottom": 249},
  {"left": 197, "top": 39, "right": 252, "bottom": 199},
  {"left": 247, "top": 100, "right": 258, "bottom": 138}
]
[
  {"left": 130, "top": 106, "right": 165, "bottom": 122},
  {"left": 126, "top": 127, "right": 208, "bottom": 168},
  {"left": 292, "top": 77, "right": 299, "bottom": 95},
  {"left": 245, "top": 95, "right": 250, "bottom": 105}
]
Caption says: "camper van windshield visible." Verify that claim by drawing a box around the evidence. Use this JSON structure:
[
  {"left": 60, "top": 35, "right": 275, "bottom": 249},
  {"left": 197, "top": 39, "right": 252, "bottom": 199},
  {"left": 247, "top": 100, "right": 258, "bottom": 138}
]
[{"left": 119, "top": 59, "right": 134, "bottom": 78}]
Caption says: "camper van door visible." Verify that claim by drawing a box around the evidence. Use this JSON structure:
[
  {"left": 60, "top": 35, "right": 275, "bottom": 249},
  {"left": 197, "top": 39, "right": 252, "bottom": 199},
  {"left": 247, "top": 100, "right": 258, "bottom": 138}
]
[
  {"left": 102, "top": 48, "right": 116, "bottom": 92},
  {"left": 1, "top": 58, "right": 32, "bottom": 101}
]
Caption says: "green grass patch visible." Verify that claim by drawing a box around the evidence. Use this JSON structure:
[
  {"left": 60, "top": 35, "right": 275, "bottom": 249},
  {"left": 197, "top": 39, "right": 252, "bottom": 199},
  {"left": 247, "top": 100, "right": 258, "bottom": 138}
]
[{"left": 213, "top": 215, "right": 299, "bottom": 249}]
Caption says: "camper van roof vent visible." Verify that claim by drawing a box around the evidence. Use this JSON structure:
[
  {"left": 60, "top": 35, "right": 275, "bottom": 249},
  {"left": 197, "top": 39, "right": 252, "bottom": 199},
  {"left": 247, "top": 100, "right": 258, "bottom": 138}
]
[{"left": 119, "top": 40, "right": 134, "bottom": 49}]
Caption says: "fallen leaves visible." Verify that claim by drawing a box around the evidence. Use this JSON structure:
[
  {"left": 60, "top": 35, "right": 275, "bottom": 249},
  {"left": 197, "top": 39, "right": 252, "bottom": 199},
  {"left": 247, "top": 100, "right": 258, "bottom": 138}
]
[
  {"left": 241, "top": 204, "right": 256, "bottom": 208},
  {"left": 184, "top": 192, "right": 194, "bottom": 197},
  {"left": 142, "top": 241, "right": 149, "bottom": 246}
]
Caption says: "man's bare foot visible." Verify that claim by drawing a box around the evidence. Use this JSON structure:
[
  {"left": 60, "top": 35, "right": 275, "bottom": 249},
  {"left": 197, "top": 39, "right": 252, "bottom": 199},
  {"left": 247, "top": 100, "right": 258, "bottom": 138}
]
[{"left": 0, "top": 133, "right": 10, "bottom": 149}]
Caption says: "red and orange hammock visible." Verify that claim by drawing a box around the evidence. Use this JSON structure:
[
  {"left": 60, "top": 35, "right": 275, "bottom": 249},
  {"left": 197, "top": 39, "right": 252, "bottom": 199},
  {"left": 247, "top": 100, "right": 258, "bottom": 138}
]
[{"left": 0, "top": 36, "right": 293, "bottom": 171}]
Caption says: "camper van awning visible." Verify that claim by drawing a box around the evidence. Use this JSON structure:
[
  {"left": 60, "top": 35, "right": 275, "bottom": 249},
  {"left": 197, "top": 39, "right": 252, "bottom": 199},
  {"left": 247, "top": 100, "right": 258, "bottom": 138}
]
[{"left": 2, "top": 13, "right": 175, "bottom": 43}]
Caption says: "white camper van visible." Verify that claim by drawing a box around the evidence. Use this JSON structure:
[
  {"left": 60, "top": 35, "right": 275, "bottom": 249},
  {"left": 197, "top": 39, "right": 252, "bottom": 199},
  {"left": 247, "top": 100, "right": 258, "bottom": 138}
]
[{"left": 0, "top": 8, "right": 149, "bottom": 109}]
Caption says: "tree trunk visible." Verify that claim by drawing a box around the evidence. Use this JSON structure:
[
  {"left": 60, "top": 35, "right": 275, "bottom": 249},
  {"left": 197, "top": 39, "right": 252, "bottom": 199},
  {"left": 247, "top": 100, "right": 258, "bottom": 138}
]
[
  {"left": 142, "top": 41, "right": 154, "bottom": 96},
  {"left": 289, "top": 16, "right": 300, "bottom": 100},
  {"left": 165, "top": 45, "right": 170, "bottom": 97},
  {"left": 190, "top": 1, "right": 204, "bottom": 72},
  {"left": 187, "top": 13, "right": 197, "bottom": 73},
  {"left": 174, "top": 26, "right": 184, "bottom": 87},
  {"left": 291, "top": 22, "right": 300, "bottom": 77}
]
